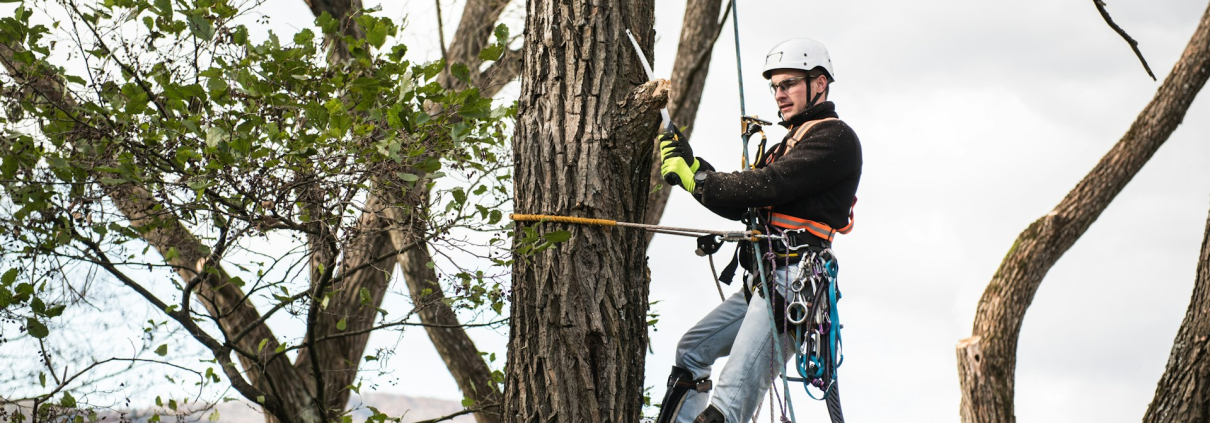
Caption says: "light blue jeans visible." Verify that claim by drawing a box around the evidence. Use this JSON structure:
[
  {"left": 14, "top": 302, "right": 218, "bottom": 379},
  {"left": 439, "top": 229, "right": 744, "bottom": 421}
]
[{"left": 672, "top": 268, "right": 797, "bottom": 423}]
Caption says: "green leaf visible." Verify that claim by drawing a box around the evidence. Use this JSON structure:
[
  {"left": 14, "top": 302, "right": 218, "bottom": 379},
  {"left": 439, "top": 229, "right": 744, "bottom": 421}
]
[
  {"left": 257, "top": 338, "right": 268, "bottom": 353},
  {"left": 1, "top": 268, "right": 16, "bottom": 285},
  {"left": 493, "top": 24, "right": 509, "bottom": 42},
  {"left": 293, "top": 28, "right": 315, "bottom": 45},
  {"left": 208, "top": 411, "right": 220, "bottom": 422},
  {"left": 188, "top": 14, "right": 214, "bottom": 41},
  {"left": 461, "top": 397, "right": 475, "bottom": 407},
  {"left": 60, "top": 392, "right": 76, "bottom": 408},
  {"left": 336, "top": 318, "right": 347, "bottom": 331},
  {"left": 154, "top": 0, "right": 171, "bottom": 17},
  {"left": 205, "top": 126, "right": 228, "bottom": 147},
  {"left": 155, "top": 344, "right": 168, "bottom": 356},
  {"left": 26, "top": 317, "right": 48, "bottom": 338},
  {"left": 396, "top": 172, "right": 418, "bottom": 182},
  {"left": 478, "top": 44, "right": 504, "bottom": 62},
  {"left": 39, "top": 372, "right": 45, "bottom": 387},
  {"left": 543, "top": 230, "right": 572, "bottom": 243},
  {"left": 366, "top": 23, "right": 388, "bottom": 49},
  {"left": 315, "top": 12, "right": 337, "bottom": 34},
  {"left": 451, "top": 63, "right": 470, "bottom": 83}
]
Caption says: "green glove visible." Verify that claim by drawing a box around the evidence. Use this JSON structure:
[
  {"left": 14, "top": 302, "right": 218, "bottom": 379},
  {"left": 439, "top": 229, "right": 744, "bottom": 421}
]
[
  {"left": 659, "top": 127, "right": 699, "bottom": 190},
  {"left": 660, "top": 153, "right": 700, "bottom": 192}
]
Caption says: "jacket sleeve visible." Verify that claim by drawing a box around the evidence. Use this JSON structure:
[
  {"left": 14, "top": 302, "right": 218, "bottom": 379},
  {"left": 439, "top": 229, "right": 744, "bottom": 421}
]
[
  {"left": 697, "top": 121, "right": 858, "bottom": 209},
  {"left": 687, "top": 158, "right": 747, "bottom": 221}
]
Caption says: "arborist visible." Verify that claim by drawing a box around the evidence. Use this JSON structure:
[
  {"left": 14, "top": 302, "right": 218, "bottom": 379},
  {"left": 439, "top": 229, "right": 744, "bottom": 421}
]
[{"left": 653, "top": 38, "right": 862, "bottom": 423}]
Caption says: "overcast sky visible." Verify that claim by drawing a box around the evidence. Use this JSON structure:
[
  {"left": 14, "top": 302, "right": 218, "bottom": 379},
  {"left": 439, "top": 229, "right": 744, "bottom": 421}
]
[
  {"left": 7, "top": 0, "right": 1209, "bottom": 421},
  {"left": 364, "top": 0, "right": 1210, "bottom": 422}
]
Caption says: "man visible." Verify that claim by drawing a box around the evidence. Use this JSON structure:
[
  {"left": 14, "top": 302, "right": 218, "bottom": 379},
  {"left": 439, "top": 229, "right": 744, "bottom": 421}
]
[{"left": 653, "top": 38, "right": 862, "bottom": 423}]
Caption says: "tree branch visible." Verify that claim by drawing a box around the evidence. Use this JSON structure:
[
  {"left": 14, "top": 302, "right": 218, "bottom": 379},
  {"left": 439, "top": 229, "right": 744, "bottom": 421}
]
[
  {"left": 1094, "top": 0, "right": 1157, "bottom": 81},
  {"left": 957, "top": 3, "right": 1210, "bottom": 421}
]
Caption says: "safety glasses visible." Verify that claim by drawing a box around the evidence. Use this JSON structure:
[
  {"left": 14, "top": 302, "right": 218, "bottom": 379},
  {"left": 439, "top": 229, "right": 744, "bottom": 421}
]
[{"left": 768, "top": 76, "right": 806, "bottom": 95}]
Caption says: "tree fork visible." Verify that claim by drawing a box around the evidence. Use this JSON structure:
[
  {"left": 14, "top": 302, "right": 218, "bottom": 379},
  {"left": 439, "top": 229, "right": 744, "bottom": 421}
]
[{"left": 956, "top": 3, "right": 1210, "bottom": 422}]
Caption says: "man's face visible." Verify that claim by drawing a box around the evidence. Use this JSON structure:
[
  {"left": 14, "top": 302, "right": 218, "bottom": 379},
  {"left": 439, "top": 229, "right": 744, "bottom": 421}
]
[{"left": 770, "top": 69, "right": 825, "bottom": 119}]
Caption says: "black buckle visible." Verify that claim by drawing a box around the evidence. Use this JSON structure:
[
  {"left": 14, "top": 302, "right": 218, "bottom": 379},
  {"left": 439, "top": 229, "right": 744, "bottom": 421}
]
[{"left": 670, "top": 377, "right": 713, "bottom": 393}]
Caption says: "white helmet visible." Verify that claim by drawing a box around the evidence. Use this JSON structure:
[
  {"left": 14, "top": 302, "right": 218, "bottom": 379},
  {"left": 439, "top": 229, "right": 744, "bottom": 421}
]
[{"left": 762, "top": 38, "right": 834, "bottom": 82}]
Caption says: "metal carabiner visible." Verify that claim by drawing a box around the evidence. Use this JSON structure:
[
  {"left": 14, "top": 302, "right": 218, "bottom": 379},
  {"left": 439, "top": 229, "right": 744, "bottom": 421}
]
[{"left": 786, "top": 296, "right": 810, "bottom": 325}]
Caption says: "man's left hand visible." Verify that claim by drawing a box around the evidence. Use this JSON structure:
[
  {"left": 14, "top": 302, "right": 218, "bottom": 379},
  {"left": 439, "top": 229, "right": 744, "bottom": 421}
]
[{"left": 660, "top": 155, "right": 699, "bottom": 192}]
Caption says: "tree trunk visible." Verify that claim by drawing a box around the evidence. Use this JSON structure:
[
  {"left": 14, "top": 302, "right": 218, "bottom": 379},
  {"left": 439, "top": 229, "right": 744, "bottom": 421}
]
[
  {"left": 503, "top": 0, "right": 663, "bottom": 420},
  {"left": 1142, "top": 206, "right": 1210, "bottom": 422},
  {"left": 956, "top": 3, "right": 1210, "bottom": 422},
  {"left": 642, "top": 0, "right": 726, "bottom": 232}
]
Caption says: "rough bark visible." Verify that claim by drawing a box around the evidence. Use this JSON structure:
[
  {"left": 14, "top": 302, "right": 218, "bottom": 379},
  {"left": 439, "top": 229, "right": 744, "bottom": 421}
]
[
  {"left": 503, "top": 0, "right": 663, "bottom": 420},
  {"left": 438, "top": 0, "right": 511, "bottom": 91},
  {"left": 956, "top": 4, "right": 1210, "bottom": 422},
  {"left": 1142, "top": 206, "right": 1210, "bottom": 422},
  {"left": 642, "top": 0, "right": 727, "bottom": 232}
]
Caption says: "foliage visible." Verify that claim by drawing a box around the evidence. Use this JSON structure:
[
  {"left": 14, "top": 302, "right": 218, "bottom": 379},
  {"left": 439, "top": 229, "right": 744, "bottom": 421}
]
[{"left": 0, "top": 0, "right": 514, "bottom": 420}]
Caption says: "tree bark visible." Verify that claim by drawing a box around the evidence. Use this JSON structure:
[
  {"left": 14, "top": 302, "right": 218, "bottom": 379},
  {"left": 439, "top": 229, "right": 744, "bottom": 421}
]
[
  {"left": 642, "top": 0, "right": 726, "bottom": 232},
  {"left": 503, "top": 0, "right": 663, "bottom": 420},
  {"left": 1142, "top": 205, "right": 1210, "bottom": 422},
  {"left": 956, "top": 3, "right": 1210, "bottom": 422}
]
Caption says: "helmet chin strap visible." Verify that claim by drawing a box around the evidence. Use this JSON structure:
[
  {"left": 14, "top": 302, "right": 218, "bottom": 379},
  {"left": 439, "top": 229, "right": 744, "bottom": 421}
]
[
  {"left": 805, "top": 77, "right": 828, "bottom": 109},
  {"left": 780, "top": 77, "right": 830, "bottom": 121}
]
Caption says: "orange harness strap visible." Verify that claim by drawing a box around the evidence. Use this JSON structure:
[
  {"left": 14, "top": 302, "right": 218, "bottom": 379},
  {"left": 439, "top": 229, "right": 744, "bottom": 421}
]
[{"left": 768, "top": 198, "right": 855, "bottom": 242}]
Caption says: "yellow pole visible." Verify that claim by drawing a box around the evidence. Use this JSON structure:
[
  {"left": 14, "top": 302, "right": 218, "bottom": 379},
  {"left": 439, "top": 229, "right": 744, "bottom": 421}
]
[{"left": 510, "top": 214, "right": 618, "bottom": 227}]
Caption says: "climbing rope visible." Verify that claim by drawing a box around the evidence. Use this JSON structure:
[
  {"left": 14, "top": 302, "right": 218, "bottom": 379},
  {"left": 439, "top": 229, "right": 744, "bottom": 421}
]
[{"left": 723, "top": 0, "right": 798, "bottom": 420}]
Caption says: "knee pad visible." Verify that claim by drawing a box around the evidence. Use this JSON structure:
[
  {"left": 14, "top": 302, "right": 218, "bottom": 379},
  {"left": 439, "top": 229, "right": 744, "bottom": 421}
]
[
  {"left": 654, "top": 366, "right": 712, "bottom": 423},
  {"left": 693, "top": 404, "right": 725, "bottom": 423}
]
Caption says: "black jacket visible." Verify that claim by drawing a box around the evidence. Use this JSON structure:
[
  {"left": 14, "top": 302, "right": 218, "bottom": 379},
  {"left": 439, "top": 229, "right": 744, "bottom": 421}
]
[{"left": 691, "top": 102, "right": 862, "bottom": 232}]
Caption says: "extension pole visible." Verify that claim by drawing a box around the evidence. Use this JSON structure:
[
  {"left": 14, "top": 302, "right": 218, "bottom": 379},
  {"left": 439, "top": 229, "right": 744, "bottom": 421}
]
[{"left": 510, "top": 214, "right": 767, "bottom": 241}]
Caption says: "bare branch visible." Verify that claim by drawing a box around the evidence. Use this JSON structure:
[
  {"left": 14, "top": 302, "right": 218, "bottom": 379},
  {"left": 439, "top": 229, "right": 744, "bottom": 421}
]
[{"left": 1094, "top": 0, "right": 1157, "bottom": 81}]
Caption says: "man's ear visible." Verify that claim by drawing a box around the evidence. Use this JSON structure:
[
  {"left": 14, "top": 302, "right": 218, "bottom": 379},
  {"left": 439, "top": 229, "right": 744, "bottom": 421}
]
[{"left": 812, "top": 74, "right": 829, "bottom": 94}]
